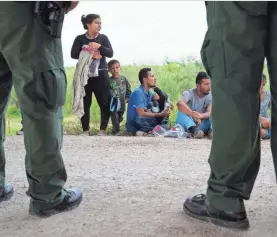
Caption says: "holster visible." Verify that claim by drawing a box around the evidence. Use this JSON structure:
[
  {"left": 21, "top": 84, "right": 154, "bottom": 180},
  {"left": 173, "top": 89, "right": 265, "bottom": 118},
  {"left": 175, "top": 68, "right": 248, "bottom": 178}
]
[{"left": 33, "top": 1, "right": 71, "bottom": 38}]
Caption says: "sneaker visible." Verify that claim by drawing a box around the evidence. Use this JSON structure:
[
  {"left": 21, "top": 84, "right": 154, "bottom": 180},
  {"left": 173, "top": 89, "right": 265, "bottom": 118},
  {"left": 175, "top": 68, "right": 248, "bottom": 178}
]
[
  {"left": 0, "top": 184, "right": 14, "bottom": 202},
  {"left": 189, "top": 127, "right": 204, "bottom": 139},
  {"left": 112, "top": 128, "right": 120, "bottom": 135},
  {"left": 16, "top": 128, "right": 24, "bottom": 135},
  {"left": 193, "top": 129, "right": 204, "bottom": 139},
  {"left": 113, "top": 131, "right": 124, "bottom": 136},
  {"left": 97, "top": 130, "right": 107, "bottom": 136},
  {"left": 29, "top": 187, "right": 82, "bottom": 218},
  {"left": 207, "top": 130, "right": 213, "bottom": 139},
  {"left": 81, "top": 131, "right": 90, "bottom": 136},
  {"left": 147, "top": 131, "right": 155, "bottom": 137},
  {"left": 136, "top": 131, "right": 147, "bottom": 136}
]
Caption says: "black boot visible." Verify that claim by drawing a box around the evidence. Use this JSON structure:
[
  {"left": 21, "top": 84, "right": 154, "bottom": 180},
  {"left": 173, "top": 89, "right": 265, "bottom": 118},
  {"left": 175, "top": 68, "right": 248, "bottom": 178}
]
[
  {"left": 183, "top": 194, "right": 249, "bottom": 230},
  {"left": 29, "top": 187, "right": 83, "bottom": 218}
]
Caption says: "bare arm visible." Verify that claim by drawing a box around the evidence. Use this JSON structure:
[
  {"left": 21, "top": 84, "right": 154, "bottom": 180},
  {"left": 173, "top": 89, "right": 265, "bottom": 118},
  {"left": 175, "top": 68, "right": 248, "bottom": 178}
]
[
  {"left": 177, "top": 99, "right": 193, "bottom": 116},
  {"left": 200, "top": 104, "right": 211, "bottom": 119},
  {"left": 136, "top": 108, "right": 166, "bottom": 118},
  {"left": 260, "top": 115, "right": 271, "bottom": 128}
]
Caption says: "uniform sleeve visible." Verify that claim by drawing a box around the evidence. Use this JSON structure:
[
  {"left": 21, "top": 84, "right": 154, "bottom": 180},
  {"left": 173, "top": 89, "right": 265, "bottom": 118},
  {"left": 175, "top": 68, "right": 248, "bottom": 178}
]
[
  {"left": 181, "top": 90, "right": 192, "bottom": 102},
  {"left": 71, "top": 35, "right": 82, "bottom": 59},
  {"left": 99, "top": 34, "right": 113, "bottom": 58},
  {"left": 134, "top": 91, "right": 146, "bottom": 109}
]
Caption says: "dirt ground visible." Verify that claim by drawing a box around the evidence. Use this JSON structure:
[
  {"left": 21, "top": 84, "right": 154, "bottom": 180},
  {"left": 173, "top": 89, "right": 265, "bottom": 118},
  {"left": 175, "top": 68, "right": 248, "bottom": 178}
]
[{"left": 0, "top": 136, "right": 276, "bottom": 237}]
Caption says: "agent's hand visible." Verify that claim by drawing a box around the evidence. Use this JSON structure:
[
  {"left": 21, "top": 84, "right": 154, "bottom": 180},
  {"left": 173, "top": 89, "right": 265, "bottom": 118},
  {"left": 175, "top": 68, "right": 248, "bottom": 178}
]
[
  {"left": 89, "top": 42, "right": 101, "bottom": 49},
  {"left": 65, "top": 1, "right": 79, "bottom": 14}
]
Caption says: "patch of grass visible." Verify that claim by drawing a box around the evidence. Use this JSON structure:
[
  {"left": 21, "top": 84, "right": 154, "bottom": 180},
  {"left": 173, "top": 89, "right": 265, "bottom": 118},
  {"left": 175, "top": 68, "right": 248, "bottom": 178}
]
[
  {"left": 63, "top": 116, "right": 130, "bottom": 136},
  {"left": 5, "top": 116, "right": 22, "bottom": 136}
]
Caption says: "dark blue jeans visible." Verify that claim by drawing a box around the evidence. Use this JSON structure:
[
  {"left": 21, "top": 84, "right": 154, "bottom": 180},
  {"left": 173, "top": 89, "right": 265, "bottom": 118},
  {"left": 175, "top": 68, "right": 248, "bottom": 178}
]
[{"left": 126, "top": 116, "right": 158, "bottom": 134}]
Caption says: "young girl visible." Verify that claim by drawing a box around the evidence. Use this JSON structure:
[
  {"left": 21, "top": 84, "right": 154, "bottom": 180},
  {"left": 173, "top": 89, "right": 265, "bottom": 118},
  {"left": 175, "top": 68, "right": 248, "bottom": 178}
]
[{"left": 148, "top": 87, "right": 174, "bottom": 126}]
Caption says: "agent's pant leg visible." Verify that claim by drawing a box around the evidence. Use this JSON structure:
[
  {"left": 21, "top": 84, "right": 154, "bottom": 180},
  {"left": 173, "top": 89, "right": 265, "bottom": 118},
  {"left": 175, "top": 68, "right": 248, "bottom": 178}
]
[
  {"left": 0, "top": 54, "right": 13, "bottom": 188},
  {"left": 0, "top": 2, "right": 68, "bottom": 211},
  {"left": 201, "top": 1, "right": 267, "bottom": 212},
  {"left": 267, "top": 1, "right": 277, "bottom": 182}
]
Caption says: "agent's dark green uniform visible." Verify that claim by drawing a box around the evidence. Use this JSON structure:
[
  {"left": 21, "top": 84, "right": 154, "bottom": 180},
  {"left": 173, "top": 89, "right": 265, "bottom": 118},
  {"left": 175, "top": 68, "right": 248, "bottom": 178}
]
[
  {"left": 202, "top": 1, "right": 276, "bottom": 213},
  {"left": 0, "top": 2, "right": 68, "bottom": 211}
]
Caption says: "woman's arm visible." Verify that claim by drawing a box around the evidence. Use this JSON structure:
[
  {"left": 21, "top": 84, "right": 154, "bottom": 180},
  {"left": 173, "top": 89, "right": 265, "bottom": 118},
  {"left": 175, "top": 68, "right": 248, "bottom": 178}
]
[
  {"left": 71, "top": 35, "right": 82, "bottom": 59},
  {"left": 99, "top": 34, "right": 113, "bottom": 58}
]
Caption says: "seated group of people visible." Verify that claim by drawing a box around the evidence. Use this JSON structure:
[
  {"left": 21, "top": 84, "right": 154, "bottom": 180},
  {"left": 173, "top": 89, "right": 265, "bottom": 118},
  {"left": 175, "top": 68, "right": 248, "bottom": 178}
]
[
  {"left": 123, "top": 70, "right": 271, "bottom": 140},
  {"left": 16, "top": 67, "right": 271, "bottom": 140},
  {"left": 104, "top": 62, "right": 172, "bottom": 136},
  {"left": 124, "top": 70, "right": 212, "bottom": 138},
  {"left": 15, "top": 13, "right": 271, "bottom": 140}
]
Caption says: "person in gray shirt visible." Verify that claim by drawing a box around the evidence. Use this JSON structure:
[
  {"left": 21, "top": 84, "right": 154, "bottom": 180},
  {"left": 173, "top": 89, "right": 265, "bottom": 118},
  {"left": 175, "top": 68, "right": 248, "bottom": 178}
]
[
  {"left": 176, "top": 72, "right": 212, "bottom": 138},
  {"left": 260, "top": 74, "right": 271, "bottom": 139}
]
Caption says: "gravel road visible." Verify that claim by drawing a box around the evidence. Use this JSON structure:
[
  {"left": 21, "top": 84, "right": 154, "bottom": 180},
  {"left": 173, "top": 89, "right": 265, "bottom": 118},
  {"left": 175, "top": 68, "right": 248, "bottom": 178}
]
[{"left": 0, "top": 136, "right": 276, "bottom": 237}]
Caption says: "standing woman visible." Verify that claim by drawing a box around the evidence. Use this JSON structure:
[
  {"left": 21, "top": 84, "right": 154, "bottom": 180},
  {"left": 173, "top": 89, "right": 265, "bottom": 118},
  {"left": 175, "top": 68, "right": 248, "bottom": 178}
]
[{"left": 71, "top": 14, "right": 113, "bottom": 135}]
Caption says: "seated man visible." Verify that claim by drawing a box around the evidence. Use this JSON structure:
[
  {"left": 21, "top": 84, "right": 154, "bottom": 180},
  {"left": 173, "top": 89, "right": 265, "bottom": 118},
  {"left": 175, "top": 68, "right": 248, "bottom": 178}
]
[
  {"left": 176, "top": 71, "right": 212, "bottom": 139},
  {"left": 126, "top": 68, "right": 170, "bottom": 135},
  {"left": 260, "top": 74, "right": 271, "bottom": 139}
]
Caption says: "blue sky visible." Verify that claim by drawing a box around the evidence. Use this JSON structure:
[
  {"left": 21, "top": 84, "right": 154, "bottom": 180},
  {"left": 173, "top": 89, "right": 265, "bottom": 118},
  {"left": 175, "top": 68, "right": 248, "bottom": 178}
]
[{"left": 62, "top": 1, "right": 207, "bottom": 67}]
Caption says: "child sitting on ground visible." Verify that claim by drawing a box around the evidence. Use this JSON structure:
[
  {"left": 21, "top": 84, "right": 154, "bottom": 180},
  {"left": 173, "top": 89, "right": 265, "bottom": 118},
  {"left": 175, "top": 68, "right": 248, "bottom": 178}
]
[
  {"left": 147, "top": 87, "right": 174, "bottom": 128},
  {"left": 108, "top": 59, "right": 132, "bottom": 135}
]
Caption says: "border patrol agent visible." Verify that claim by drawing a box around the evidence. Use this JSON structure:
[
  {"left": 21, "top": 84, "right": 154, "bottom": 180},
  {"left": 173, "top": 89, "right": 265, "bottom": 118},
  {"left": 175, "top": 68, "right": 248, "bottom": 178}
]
[
  {"left": 0, "top": 1, "right": 82, "bottom": 217},
  {"left": 183, "top": 1, "right": 276, "bottom": 230}
]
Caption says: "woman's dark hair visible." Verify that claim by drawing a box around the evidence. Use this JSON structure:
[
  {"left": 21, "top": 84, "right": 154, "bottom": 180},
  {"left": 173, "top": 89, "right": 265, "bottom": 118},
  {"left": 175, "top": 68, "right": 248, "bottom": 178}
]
[
  {"left": 196, "top": 71, "right": 209, "bottom": 85},
  {"left": 81, "top": 14, "right": 100, "bottom": 30}
]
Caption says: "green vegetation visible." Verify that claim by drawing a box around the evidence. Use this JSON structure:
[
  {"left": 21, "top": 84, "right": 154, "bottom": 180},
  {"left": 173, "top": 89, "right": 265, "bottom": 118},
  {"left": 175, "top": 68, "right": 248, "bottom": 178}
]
[{"left": 5, "top": 58, "right": 270, "bottom": 135}]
